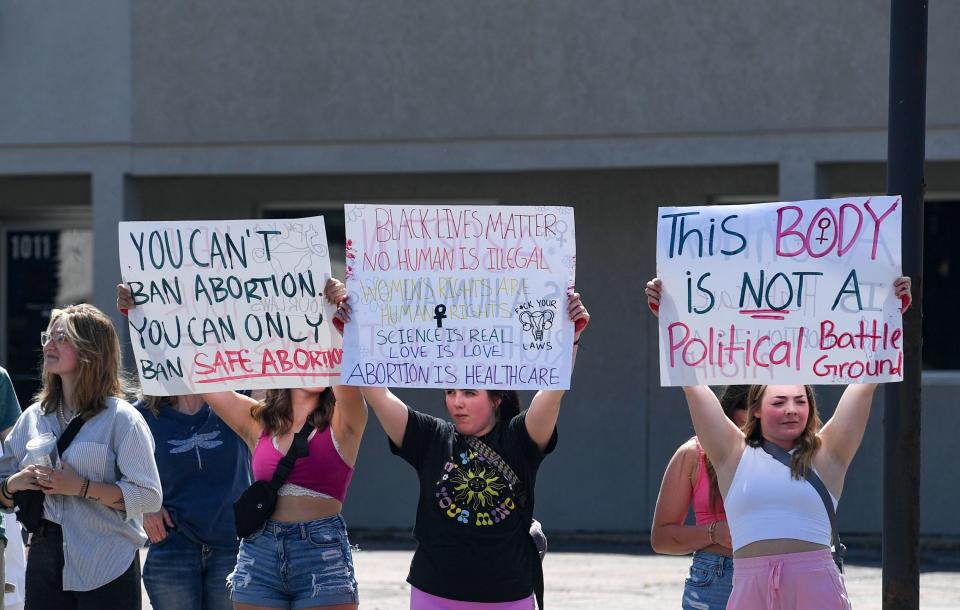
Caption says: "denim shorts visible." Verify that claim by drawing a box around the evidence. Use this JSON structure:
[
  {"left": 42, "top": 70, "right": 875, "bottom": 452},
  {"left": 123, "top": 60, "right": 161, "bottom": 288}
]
[
  {"left": 228, "top": 514, "right": 359, "bottom": 609},
  {"left": 682, "top": 550, "right": 734, "bottom": 610}
]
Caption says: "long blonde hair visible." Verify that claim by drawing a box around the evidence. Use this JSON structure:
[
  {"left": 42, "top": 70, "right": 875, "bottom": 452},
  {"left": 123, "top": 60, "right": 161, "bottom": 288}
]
[
  {"left": 742, "top": 384, "right": 822, "bottom": 480},
  {"left": 35, "top": 304, "right": 125, "bottom": 420}
]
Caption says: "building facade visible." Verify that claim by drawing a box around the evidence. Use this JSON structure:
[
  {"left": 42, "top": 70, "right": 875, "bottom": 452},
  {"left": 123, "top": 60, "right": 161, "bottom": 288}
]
[{"left": 1, "top": 1, "right": 958, "bottom": 537}]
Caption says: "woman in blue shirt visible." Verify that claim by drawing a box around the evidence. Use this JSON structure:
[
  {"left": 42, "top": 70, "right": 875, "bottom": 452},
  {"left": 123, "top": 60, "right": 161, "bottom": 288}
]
[{"left": 135, "top": 396, "right": 252, "bottom": 610}]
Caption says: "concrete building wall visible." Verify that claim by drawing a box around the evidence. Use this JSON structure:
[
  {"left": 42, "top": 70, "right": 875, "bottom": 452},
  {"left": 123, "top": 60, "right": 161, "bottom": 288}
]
[
  {"left": 0, "top": 2, "right": 958, "bottom": 536},
  {"left": 129, "top": 1, "right": 960, "bottom": 143},
  {"left": 0, "top": 2, "right": 132, "bottom": 144}
]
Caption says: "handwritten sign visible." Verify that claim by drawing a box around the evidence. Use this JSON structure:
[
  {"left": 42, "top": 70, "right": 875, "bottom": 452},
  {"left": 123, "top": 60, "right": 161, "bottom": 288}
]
[
  {"left": 340, "top": 204, "right": 576, "bottom": 389},
  {"left": 656, "top": 197, "right": 903, "bottom": 386},
  {"left": 118, "top": 218, "right": 340, "bottom": 395}
]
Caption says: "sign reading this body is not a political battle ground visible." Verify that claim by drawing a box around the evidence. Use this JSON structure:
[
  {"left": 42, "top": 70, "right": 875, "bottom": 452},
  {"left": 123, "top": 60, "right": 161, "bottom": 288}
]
[
  {"left": 341, "top": 204, "right": 576, "bottom": 390},
  {"left": 657, "top": 197, "right": 903, "bottom": 386},
  {"left": 119, "top": 218, "right": 341, "bottom": 395}
]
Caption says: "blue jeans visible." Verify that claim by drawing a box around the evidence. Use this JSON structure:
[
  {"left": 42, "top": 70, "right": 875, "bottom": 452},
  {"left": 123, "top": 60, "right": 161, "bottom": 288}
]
[
  {"left": 142, "top": 528, "right": 237, "bottom": 610},
  {"left": 228, "top": 515, "right": 359, "bottom": 609},
  {"left": 682, "top": 550, "right": 734, "bottom": 610}
]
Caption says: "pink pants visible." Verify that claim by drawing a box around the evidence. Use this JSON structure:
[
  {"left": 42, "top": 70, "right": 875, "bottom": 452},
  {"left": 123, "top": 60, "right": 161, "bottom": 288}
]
[
  {"left": 410, "top": 586, "right": 535, "bottom": 610},
  {"left": 727, "top": 549, "right": 851, "bottom": 610}
]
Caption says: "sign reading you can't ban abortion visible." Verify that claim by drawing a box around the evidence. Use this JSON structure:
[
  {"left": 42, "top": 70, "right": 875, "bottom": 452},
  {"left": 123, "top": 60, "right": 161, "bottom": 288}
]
[
  {"left": 119, "top": 218, "right": 340, "bottom": 395},
  {"left": 340, "top": 204, "right": 576, "bottom": 390},
  {"left": 656, "top": 197, "right": 903, "bottom": 386}
]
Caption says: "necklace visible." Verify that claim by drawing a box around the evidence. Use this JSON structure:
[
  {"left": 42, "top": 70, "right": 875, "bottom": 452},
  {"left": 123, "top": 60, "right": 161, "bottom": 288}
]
[{"left": 58, "top": 398, "right": 77, "bottom": 426}]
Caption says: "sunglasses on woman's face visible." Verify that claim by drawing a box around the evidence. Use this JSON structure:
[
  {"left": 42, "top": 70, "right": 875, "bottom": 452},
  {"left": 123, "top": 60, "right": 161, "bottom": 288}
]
[{"left": 40, "top": 331, "right": 68, "bottom": 348}]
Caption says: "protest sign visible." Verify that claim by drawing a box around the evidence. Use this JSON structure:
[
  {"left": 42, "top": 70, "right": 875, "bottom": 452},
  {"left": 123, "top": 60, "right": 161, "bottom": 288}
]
[
  {"left": 340, "top": 204, "right": 576, "bottom": 389},
  {"left": 656, "top": 197, "right": 903, "bottom": 386},
  {"left": 118, "top": 217, "right": 340, "bottom": 395}
]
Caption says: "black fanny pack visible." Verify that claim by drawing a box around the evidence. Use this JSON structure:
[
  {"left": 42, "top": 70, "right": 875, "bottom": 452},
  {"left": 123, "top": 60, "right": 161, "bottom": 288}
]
[
  {"left": 233, "top": 421, "right": 313, "bottom": 539},
  {"left": 14, "top": 416, "right": 86, "bottom": 534}
]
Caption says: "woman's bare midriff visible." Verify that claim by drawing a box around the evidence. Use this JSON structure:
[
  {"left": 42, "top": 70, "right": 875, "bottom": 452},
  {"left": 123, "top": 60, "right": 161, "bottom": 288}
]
[
  {"left": 702, "top": 543, "right": 733, "bottom": 557},
  {"left": 734, "top": 539, "right": 830, "bottom": 559},
  {"left": 271, "top": 494, "right": 343, "bottom": 523}
]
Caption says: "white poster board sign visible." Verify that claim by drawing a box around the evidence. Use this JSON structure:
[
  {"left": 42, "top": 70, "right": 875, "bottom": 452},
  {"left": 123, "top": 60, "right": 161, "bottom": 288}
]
[
  {"left": 341, "top": 204, "right": 576, "bottom": 389},
  {"left": 119, "top": 217, "right": 340, "bottom": 395},
  {"left": 656, "top": 197, "right": 903, "bottom": 386}
]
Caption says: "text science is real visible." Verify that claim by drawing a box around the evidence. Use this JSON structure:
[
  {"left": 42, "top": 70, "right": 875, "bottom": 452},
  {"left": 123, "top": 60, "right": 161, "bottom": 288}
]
[
  {"left": 118, "top": 217, "right": 340, "bottom": 395},
  {"left": 656, "top": 196, "right": 903, "bottom": 386},
  {"left": 340, "top": 204, "right": 577, "bottom": 390}
]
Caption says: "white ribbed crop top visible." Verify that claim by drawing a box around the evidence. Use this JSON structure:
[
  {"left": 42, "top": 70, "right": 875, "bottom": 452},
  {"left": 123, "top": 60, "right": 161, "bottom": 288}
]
[{"left": 724, "top": 445, "right": 838, "bottom": 552}]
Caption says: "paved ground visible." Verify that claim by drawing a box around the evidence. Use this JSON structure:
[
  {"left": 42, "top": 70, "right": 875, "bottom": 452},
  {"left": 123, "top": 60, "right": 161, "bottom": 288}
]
[{"left": 141, "top": 545, "right": 960, "bottom": 609}]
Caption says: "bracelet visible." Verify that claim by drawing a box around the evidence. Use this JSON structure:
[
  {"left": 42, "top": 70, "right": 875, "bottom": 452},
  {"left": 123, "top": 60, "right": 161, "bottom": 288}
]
[
  {"left": 0, "top": 480, "right": 13, "bottom": 501},
  {"left": 79, "top": 478, "right": 90, "bottom": 499},
  {"left": 573, "top": 338, "right": 582, "bottom": 347}
]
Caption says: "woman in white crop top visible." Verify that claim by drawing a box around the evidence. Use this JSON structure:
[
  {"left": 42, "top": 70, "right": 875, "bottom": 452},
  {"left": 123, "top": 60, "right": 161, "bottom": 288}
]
[{"left": 646, "top": 275, "right": 912, "bottom": 610}]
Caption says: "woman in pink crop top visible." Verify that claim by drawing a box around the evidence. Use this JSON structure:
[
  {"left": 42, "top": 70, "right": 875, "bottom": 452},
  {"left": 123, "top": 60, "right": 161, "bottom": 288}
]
[
  {"left": 120, "top": 279, "right": 365, "bottom": 609},
  {"left": 204, "top": 385, "right": 366, "bottom": 610},
  {"left": 647, "top": 276, "right": 912, "bottom": 610},
  {"left": 651, "top": 385, "right": 748, "bottom": 610}
]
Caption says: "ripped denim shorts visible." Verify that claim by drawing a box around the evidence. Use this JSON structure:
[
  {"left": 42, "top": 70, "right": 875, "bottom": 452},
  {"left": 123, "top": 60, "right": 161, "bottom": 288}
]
[{"left": 228, "top": 514, "right": 359, "bottom": 609}]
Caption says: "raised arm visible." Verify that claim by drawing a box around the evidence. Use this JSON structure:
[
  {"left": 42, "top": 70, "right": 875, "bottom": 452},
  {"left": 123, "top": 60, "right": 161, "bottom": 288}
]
[
  {"left": 331, "top": 385, "right": 368, "bottom": 441},
  {"left": 646, "top": 278, "right": 744, "bottom": 470},
  {"left": 817, "top": 383, "right": 877, "bottom": 471},
  {"left": 681, "top": 385, "right": 745, "bottom": 473},
  {"left": 818, "top": 277, "right": 913, "bottom": 470},
  {"left": 324, "top": 278, "right": 412, "bottom": 447},
  {"left": 202, "top": 391, "right": 262, "bottom": 450},
  {"left": 525, "top": 291, "right": 589, "bottom": 451},
  {"left": 358, "top": 387, "right": 410, "bottom": 447}
]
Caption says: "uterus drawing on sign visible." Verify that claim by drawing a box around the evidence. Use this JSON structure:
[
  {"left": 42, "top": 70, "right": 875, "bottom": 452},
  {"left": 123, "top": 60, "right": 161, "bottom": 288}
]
[{"left": 518, "top": 304, "right": 556, "bottom": 345}]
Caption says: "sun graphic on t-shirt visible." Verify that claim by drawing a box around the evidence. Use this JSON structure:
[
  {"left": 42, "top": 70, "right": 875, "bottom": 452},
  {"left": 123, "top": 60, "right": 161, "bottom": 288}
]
[{"left": 450, "top": 466, "right": 507, "bottom": 508}]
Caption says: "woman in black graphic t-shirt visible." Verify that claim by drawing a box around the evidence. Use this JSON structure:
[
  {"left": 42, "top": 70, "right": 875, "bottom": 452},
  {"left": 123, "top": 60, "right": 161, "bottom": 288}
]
[{"left": 328, "top": 281, "right": 588, "bottom": 610}]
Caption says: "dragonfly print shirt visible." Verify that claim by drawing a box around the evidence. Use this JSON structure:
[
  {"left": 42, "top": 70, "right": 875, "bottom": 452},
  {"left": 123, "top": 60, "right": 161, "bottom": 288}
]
[{"left": 136, "top": 400, "right": 252, "bottom": 549}]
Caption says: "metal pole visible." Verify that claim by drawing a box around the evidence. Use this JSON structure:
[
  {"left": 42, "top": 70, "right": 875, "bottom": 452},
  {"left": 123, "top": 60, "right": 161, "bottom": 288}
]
[{"left": 883, "top": 0, "right": 927, "bottom": 608}]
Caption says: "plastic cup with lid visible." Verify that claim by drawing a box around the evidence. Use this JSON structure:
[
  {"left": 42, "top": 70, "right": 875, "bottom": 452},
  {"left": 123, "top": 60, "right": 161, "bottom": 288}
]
[{"left": 24, "top": 433, "right": 59, "bottom": 469}]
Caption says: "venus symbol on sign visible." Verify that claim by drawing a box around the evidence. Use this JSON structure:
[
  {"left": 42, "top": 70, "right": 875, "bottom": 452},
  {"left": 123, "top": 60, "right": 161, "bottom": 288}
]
[{"left": 815, "top": 217, "right": 832, "bottom": 244}]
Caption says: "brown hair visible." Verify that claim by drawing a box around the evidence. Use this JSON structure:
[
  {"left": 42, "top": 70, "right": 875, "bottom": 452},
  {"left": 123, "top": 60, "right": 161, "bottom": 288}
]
[
  {"left": 250, "top": 388, "right": 335, "bottom": 436},
  {"left": 742, "top": 384, "right": 822, "bottom": 479},
  {"left": 488, "top": 390, "right": 521, "bottom": 422},
  {"left": 141, "top": 395, "right": 167, "bottom": 416},
  {"left": 704, "top": 385, "right": 750, "bottom": 510},
  {"left": 443, "top": 390, "right": 523, "bottom": 425},
  {"left": 35, "top": 304, "right": 125, "bottom": 419}
]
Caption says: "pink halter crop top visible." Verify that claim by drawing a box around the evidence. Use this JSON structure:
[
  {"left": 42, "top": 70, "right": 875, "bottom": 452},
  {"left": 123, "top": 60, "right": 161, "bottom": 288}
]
[
  {"left": 692, "top": 439, "right": 727, "bottom": 525},
  {"left": 251, "top": 425, "right": 354, "bottom": 503}
]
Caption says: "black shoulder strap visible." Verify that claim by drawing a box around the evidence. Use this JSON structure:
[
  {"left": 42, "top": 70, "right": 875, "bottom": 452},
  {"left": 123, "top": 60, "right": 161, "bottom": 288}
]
[
  {"left": 466, "top": 435, "right": 542, "bottom": 607},
  {"left": 57, "top": 416, "right": 86, "bottom": 453},
  {"left": 465, "top": 435, "right": 529, "bottom": 510},
  {"left": 760, "top": 440, "right": 840, "bottom": 551},
  {"left": 268, "top": 421, "right": 315, "bottom": 491}
]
